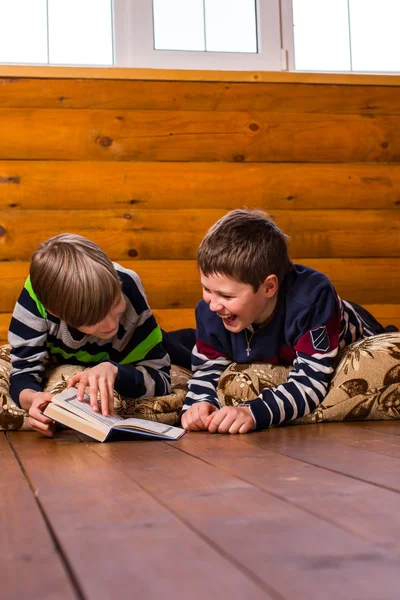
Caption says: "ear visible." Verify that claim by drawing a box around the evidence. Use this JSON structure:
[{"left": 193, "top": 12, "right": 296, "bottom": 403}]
[{"left": 261, "top": 274, "right": 279, "bottom": 298}]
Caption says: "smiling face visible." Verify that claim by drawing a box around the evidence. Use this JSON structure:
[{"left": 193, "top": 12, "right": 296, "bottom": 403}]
[
  {"left": 77, "top": 293, "right": 126, "bottom": 339},
  {"left": 200, "top": 271, "right": 278, "bottom": 333}
]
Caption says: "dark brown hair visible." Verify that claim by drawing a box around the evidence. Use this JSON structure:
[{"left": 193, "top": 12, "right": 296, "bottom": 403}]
[
  {"left": 197, "top": 209, "right": 293, "bottom": 290},
  {"left": 30, "top": 234, "right": 122, "bottom": 327}
]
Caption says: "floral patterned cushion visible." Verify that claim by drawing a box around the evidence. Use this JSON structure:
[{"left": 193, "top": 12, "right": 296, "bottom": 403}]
[
  {"left": 216, "top": 332, "right": 400, "bottom": 425},
  {"left": 0, "top": 345, "right": 190, "bottom": 431}
]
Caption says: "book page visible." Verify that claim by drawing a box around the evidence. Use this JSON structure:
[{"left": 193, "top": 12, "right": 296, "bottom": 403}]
[
  {"left": 113, "top": 418, "right": 185, "bottom": 438},
  {"left": 53, "top": 388, "right": 123, "bottom": 427}
]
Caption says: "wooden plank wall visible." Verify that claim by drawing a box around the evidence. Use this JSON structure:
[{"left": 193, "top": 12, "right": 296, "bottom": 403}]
[{"left": 0, "top": 66, "right": 400, "bottom": 343}]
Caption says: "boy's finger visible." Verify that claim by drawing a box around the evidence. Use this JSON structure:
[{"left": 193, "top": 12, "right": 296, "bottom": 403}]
[
  {"left": 238, "top": 421, "right": 254, "bottom": 434},
  {"left": 192, "top": 411, "right": 208, "bottom": 430},
  {"left": 207, "top": 410, "right": 227, "bottom": 433},
  {"left": 182, "top": 412, "right": 201, "bottom": 431},
  {"left": 30, "top": 406, "right": 54, "bottom": 425},
  {"left": 29, "top": 417, "right": 54, "bottom": 436},
  {"left": 89, "top": 383, "right": 99, "bottom": 412},
  {"left": 199, "top": 405, "right": 215, "bottom": 424},
  {"left": 76, "top": 378, "right": 88, "bottom": 402},
  {"left": 228, "top": 417, "right": 246, "bottom": 434},
  {"left": 98, "top": 378, "right": 109, "bottom": 416},
  {"left": 204, "top": 412, "right": 216, "bottom": 428},
  {"left": 107, "top": 380, "right": 115, "bottom": 415},
  {"left": 215, "top": 412, "right": 234, "bottom": 433},
  {"left": 67, "top": 374, "right": 80, "bottom": 388}
]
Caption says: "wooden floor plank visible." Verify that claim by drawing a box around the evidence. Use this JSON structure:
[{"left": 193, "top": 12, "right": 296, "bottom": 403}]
[
  {"left": 90, "top": 433, "right": 400, "bottom": 600},
  {"left": 9, "top": 431, "right": 273, "bottom": 600},
  {"left": 166, "top": 431, "right": 400, "bottom": 554},
  {"left": 362, "top": 421, "right": 400, "bottom": 437},
  {"left": 237, "top": 424, "right": 400, "bottom": 494},
  {"left": 292, "top": 422, "right": 400, "bottom": 460},
  {"left": 0, "top": 433, "right": 78, "bottom": 600}
]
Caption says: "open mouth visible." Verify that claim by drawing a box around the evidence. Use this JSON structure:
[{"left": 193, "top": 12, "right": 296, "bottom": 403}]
[{"left": 218, "top": 313, "right": 237, "bottom": 326}]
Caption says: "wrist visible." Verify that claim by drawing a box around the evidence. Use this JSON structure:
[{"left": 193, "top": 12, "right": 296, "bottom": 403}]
[
  {"left": 240, "top": 403, "right": 257, "bottom": 428},
  {"left": 19, "top": 389, "right": 41, "bottom": 411}
]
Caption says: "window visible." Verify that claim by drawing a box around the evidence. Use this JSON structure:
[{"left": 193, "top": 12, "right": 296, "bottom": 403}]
[
  {"left": 113, "top": 0, "right": 282, "bottom": 70},
  {"left": 152, "top": 0, "right": 258, "bottom": 53},
  {"left": 0, "top": 1, "right": 399, "bottom": 73},
  {"left": 292, "top": 0, "right": 400, "bottom": 72},
  {"left": 0, "top": 0, "right": 113, "bottom": 66}
]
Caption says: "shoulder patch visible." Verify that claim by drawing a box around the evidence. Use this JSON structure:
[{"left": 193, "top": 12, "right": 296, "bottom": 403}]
[{"left": 310, "top": 326, "right": 330, "bottom": 352}]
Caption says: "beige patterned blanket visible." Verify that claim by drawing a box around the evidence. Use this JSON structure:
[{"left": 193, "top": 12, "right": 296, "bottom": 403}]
[{"left": 2, "top": 332, "right": 400, "bottom": 431}]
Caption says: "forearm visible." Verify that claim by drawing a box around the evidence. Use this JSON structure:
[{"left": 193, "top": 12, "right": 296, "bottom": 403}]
[
  {"left": 246, "top": 356, "right": 332, "bottom": 430},
  {"left": 113, "top": 362, "right": 171, "bottom": 398},
  {"left": 183, "top": 355, "right": 230, "bottom": 411},
  {"left": 18, "top": 388, "right": 43, "bottom": 412},
  {"left": 10, "top": 375, "right": 42, "bottom": 407},
  {"left": 183, "top": 369, "right": 225, "bottom": 411}
]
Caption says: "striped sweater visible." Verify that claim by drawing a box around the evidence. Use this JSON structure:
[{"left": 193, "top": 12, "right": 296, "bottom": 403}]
[
  {"left": 183, "top": 264, "right": 381, "bottom": 430},
  {"left": 8, "top": 263, "right": 170, "bottom": 405}
]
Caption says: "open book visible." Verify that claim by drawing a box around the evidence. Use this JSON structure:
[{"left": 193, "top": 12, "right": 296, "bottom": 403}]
[{"left": 43, "top": 388, "right": 186, "bottom": 442}]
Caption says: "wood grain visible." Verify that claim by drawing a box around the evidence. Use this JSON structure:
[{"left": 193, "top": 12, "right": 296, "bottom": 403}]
[
  {"left": 244, "top": 425, "right": 400, "bottom": 494},
  {"left": 89, "top": 435, "right": 400, "bottom": 600},
  {"left": 169, "top": 431, "right": 400, "bottom": 553},
  {"left": 0, "top": 434, "right": 77, "bottom": 600},
  {"left": 2, "top": 161, "right": 400, "bottom": 210},
  {"left": 1, "top": 109, "right": 399, "bottom": 162},
  {"left": 2, "top": 78, "right": 400, "bottom": 114},
  {"left": 0, "top": 259, "right": 399, "bottom": 312},
  {"left": 0, "top": 208, "right": 398, "bottom": 260},
  {"left": 1, "top": 65, "right": 400, "bottom": 85},
  {"left": 9, "top": 431, "right": 272, "bottom": 600}
]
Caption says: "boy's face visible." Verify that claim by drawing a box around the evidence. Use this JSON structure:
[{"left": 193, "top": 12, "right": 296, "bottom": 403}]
[
  {"left": 77, "top": 294, "right": 126, "bottom": 339},
  {"left": 200, "top": 271, "right": 278, "bottom": 333}
]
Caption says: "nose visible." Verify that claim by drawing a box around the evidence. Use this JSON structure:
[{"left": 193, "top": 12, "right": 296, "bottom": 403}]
[
  {"left": 102, "top": 315, "right": 118, "bottom": 331},
  {"left": 209, "top": 297, "right": 223, "bottom": 313}
]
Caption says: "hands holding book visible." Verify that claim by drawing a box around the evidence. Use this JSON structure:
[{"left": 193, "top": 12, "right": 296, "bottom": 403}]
[
  {"left": 67, "top": 362, "right": 118, "bottom": 417},
  {"left": 21, "top": 390, "right": 56, "bottom": 437}
]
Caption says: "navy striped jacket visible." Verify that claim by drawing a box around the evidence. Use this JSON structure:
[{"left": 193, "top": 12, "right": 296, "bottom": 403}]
[
  {"left": 183, "top": 264, "right": 379, "bottom": 430},
  {"left": 8, "top": 263, "right": 170, "bottom": 405}
]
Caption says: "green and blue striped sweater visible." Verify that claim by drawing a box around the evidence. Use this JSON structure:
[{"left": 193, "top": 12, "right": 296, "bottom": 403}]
[{"left": 8, "top": 263, "right": 170, "bottom": 405}]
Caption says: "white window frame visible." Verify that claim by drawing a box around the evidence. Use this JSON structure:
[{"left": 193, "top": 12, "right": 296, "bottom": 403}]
[{"left": 113, "top": 0, "right": 285, "bottom": 70}]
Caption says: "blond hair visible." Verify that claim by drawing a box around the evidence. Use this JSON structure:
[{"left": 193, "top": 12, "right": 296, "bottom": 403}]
[
  {"left": 30, "top": 234, "right": 121, "bottom": 327},
  {"left": 198, "top": 209, "right": 294, "bottom": 290}
]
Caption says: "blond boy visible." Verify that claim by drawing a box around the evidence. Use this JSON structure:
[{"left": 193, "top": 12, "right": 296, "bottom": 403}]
[{"left": 9, "top": 234, "right": 171, "bottom": 436}]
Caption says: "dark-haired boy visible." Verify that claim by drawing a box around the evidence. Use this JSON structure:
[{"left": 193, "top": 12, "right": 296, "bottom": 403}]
[{"left": 182, "top": 209, "right": 389, "bottom": 434}]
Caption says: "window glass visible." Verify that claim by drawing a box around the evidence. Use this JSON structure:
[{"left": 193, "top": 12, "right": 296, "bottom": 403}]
[
  {"left": 48, "top": 0, "right": 113, "bottom": 65},
  {"left": 350, "top": 0, "right": 400, "bottom": 72},
  {"left": 0, "top": 0, "right": 48, "bottom": 64},
  {"left": 153, "top": 0, "right": 258, "bottom": 53},
  {"left": 205, "top": 0, "right": 257, "bottom": 53},
  {"left": 292, "top": 0, "right": 351, "bottom": 71},
  {"left": 153, "top": 0, "right": 205, "bottom": 51}
]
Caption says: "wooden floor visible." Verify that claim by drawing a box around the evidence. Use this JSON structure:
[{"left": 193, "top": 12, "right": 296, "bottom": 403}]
[{"left": 3, "top": 422, "right": 400, "bottom": 600}]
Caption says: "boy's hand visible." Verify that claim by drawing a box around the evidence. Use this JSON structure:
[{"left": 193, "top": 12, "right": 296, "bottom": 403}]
[
  {"left": 67, "top": 362, "right": 118, "bottom": 417},
  {"left": 205, "top": 405, "right": 256, "bottom": 434},
  {"left": 181, "top": 401, "right": 218, "bottom": 431},
  {"left": 28, "top": 392, "right": 56, "bottom": 437}
]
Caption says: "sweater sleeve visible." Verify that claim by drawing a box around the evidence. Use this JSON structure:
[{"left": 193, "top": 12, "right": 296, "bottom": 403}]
[
  {"left": 245, "top": 287, "right": 341, "bottom": 430},
  {"left": 108, "top": 267, "right": 171, "bottom": 398},
  {"left": 8, "top": 280, "right": 50, "bottom": 405},
  {"left": 183, "top": 304, "right": 231, "bottom": 411}
]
